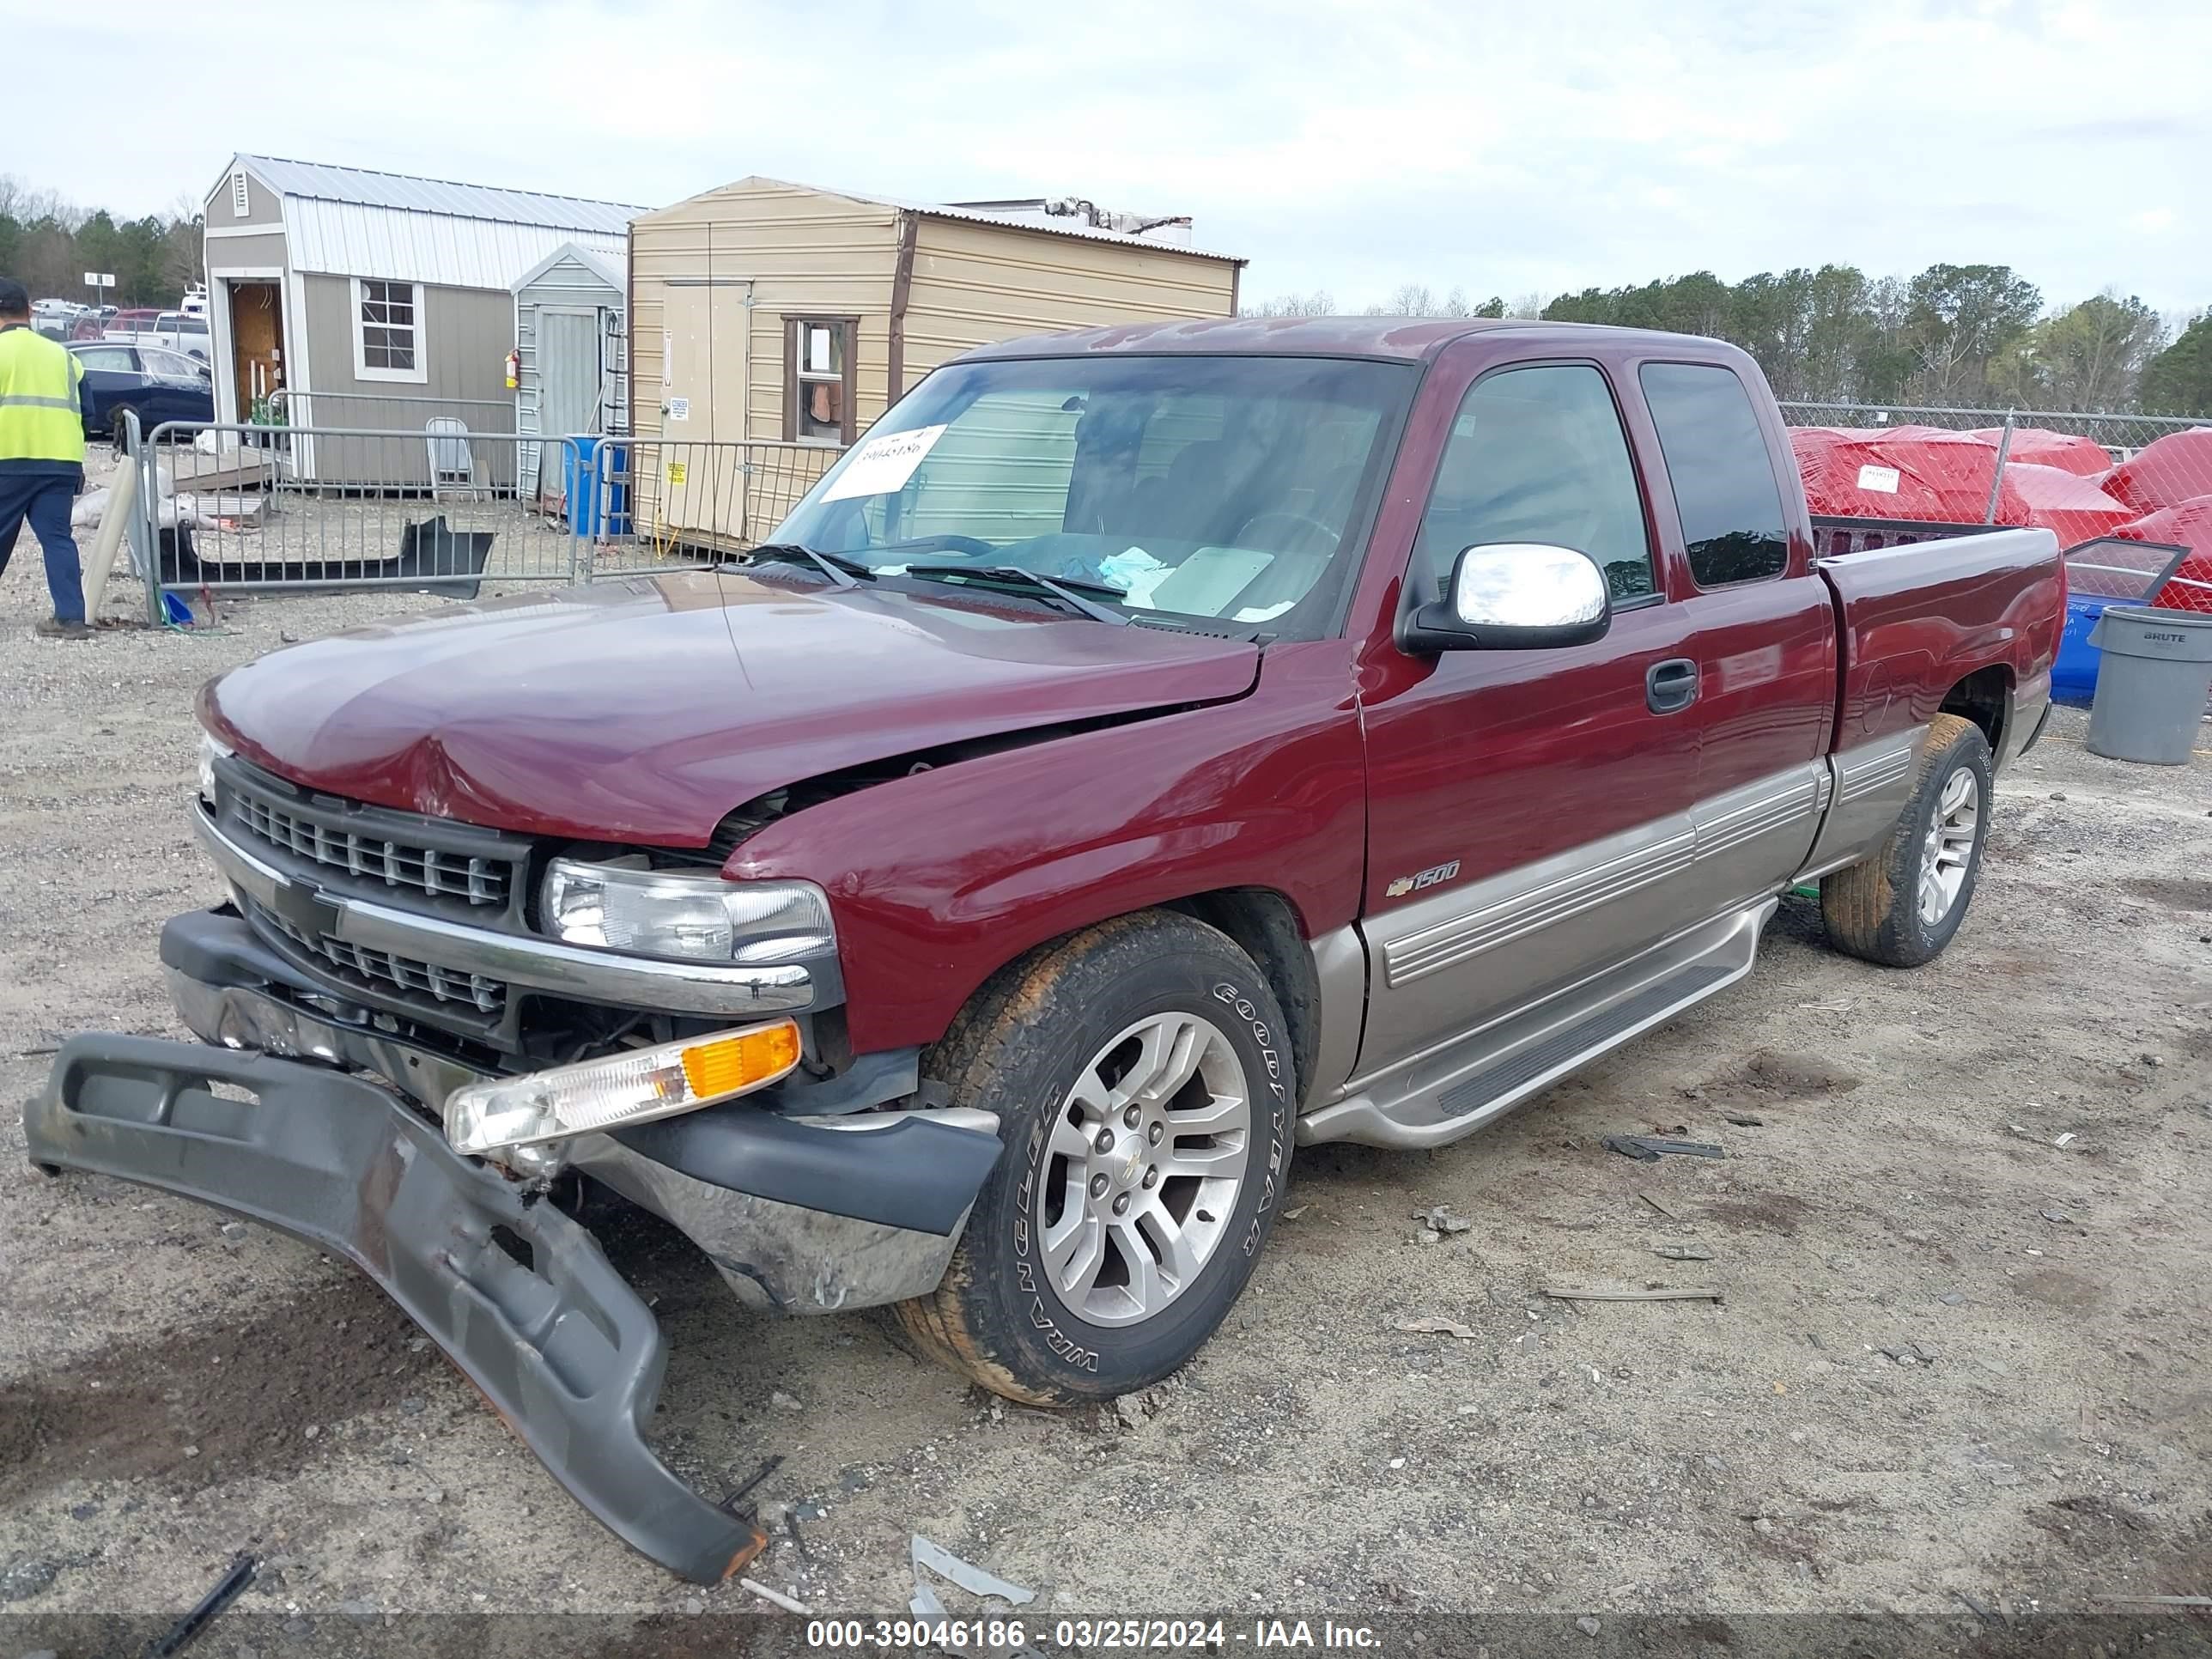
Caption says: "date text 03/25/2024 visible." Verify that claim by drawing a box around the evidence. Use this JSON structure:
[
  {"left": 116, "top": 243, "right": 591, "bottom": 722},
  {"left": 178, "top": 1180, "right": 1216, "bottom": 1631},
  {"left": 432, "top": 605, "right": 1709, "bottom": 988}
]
[{"left": 805, "top": 1619, "right": 1382, "bottom": 1650}]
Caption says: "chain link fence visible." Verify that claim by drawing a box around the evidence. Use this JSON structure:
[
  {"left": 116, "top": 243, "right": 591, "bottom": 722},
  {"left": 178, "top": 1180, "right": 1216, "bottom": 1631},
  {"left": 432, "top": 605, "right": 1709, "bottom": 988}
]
[
  {"left": 1774, "top": 400, "right": 2206, "bottom": 460},
  {"left": 1776, "top": 400, "right": 2212, "bottom": 614}
]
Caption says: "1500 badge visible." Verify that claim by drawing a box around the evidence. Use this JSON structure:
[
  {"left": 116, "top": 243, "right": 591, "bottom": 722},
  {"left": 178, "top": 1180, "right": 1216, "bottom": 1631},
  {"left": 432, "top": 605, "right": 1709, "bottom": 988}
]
[{"left": 1384, "top": 860, "right": 1460, "bottom": 899}]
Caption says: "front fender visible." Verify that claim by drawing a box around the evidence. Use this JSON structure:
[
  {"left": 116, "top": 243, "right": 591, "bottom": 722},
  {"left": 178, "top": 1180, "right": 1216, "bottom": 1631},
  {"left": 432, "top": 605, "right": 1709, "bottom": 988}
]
[{"left": 730, "top": 641, "right": 1367, "bottom": 1055}]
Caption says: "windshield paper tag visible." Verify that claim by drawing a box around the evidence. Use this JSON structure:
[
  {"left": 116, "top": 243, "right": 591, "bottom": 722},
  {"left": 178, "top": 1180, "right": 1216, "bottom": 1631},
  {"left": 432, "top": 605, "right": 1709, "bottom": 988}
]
[
  {"left": 820, "top": 424, "right": 948, "bottom": 502},
  {"left": 1856, "top": 464, "right": 1901, "bottom": 494}
]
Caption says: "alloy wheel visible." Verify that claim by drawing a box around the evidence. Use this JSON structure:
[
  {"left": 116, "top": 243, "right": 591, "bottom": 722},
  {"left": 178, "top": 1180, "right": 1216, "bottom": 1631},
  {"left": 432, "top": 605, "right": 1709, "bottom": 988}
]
[
  {"left": 1037, "top": 1012, "right": 1251, "bottom": 1328},
  {"left": 1918, "top": 766, "right": 1979, "bottom": 925}
]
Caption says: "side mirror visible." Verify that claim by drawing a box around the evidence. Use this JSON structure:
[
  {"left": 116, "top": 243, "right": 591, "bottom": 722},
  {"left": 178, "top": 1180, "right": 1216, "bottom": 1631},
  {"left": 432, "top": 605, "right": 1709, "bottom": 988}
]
[{"left": 1400, "top": 542, "right": 1613, "bottom": 653}]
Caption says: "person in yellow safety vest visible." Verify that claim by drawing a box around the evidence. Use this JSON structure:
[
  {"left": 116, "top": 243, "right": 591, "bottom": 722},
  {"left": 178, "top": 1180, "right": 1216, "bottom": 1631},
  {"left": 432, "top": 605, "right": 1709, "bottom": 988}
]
[{"left": 0, "top": 276, "right": 96, "bottom": 639}]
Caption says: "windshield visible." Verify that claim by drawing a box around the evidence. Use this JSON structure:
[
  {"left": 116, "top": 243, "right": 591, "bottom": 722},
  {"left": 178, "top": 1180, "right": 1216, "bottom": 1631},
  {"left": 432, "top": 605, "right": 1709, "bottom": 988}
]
[{"left": 770, "top": 355, "right": 1414, "bottom": 635}]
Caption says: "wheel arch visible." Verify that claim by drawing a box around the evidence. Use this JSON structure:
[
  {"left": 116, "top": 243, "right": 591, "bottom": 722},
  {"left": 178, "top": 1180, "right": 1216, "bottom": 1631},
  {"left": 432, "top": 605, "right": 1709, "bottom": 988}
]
[
  {"left": 1156, "top": 887, "right": 1322, "bottom": 1109},
  {"left": 1938, "top": 663, "right": 2012, "bottom": 758},
  {"left": 927, "top": 886, "right": 1325, "bottom": 1110}
]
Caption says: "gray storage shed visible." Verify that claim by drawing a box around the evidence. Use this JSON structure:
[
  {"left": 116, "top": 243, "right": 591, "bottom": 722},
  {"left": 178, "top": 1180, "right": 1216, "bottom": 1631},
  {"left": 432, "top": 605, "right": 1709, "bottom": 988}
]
[
  {"left": 510, "top": 242, "right": 627, "bottom": 512},
  {"left": 201, "top": 154, "right": 641, "bottom": 486}
]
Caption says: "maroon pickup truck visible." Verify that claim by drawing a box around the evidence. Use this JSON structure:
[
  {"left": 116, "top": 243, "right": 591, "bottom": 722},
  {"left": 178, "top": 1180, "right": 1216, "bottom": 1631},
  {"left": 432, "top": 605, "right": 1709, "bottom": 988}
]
[{"left": 29, "top": 317, "right": 2063, "bottom": 1580}]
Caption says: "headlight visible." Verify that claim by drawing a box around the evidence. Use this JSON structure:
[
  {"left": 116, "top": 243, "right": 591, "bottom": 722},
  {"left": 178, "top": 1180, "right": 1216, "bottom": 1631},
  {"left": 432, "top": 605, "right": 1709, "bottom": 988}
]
[
  {"left": 542, "top": 859, "right": 836, "bottom": 965},
  {"left": 197, "top": 730, "right": 233, "bottom": 807},
  {"left": 444, "top": 1018, "right": 801, "bottom": 1155}
]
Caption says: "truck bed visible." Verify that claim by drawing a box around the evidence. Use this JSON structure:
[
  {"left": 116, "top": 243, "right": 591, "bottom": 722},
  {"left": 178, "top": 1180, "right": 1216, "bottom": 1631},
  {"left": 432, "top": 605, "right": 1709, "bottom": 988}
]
[{"left": 1817, "top": 525, "right": 2063, "bottom": 754}]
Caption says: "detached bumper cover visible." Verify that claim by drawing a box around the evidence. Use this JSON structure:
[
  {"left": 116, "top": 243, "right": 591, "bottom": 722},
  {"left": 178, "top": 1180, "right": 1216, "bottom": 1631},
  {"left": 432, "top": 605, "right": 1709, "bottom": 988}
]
[{"left": 25, "top": 1035, "right": 768, "bottom": 1584}]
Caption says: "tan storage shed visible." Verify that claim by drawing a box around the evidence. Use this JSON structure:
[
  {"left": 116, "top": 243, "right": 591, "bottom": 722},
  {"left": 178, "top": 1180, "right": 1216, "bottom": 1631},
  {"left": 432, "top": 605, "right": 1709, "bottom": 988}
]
[{"left": 626, "top": 177, "right": 1243, "bottom": 549}]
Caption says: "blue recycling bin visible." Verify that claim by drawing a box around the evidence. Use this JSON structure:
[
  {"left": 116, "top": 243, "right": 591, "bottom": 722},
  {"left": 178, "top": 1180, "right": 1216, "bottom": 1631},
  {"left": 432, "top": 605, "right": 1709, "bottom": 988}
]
[
  {"left": 2053, "top": 594, "right": 2136, "bottom": 707},
  {"left": 561, "top": 437, "right": 631, "bottom": 538}
]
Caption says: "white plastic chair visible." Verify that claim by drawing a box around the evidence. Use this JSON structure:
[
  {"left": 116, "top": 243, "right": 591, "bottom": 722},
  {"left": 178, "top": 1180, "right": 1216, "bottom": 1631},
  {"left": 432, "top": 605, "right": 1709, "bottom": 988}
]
[{"left": 424, "top": 417, "right": 485, "bottom": 499}]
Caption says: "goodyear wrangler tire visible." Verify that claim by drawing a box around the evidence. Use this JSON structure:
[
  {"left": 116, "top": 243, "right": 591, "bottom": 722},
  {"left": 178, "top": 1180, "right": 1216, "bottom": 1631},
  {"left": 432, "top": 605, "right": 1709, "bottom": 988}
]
[
  {"left": 894, "top": 912, "right": 1295, "bottom": 1404},
  {"left": 1821, "top": 713, "right": 1993, "bottom": 968}
]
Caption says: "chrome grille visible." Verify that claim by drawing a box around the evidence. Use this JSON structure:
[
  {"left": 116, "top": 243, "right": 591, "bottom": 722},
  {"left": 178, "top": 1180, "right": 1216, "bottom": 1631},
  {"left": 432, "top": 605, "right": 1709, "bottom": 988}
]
[
  {"left": 231, "top": 793, "right": 512, "bottom": 908},
  {"left": 249, "top": 898, "right": 507, "bottom": 1016}
]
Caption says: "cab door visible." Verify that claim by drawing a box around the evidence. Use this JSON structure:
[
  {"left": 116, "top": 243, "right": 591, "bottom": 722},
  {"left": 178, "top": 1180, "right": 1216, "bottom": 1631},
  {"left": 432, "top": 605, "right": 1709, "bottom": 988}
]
[
  {"left": 1353, "top": 350, "right": 1710, "bottom": 1073},
  {"left": 1626, "top": 358, "right": 1836, "bottom": 921}
]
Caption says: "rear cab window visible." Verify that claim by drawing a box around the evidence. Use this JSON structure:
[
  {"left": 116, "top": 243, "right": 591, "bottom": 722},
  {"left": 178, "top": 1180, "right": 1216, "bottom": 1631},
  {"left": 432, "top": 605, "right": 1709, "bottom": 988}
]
[{"left": 1638, "top": 362, "right": 1791, "bottom": 586}]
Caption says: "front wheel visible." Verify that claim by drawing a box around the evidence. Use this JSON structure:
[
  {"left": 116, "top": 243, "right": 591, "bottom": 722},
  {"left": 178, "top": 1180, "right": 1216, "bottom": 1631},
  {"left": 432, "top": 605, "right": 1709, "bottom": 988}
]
[
  {"left": 1821, "top": 713, "right": 1993, "bottom": 967},
  {"left": 894, "top": 912, "right": 1295, "bottom": 1404}
]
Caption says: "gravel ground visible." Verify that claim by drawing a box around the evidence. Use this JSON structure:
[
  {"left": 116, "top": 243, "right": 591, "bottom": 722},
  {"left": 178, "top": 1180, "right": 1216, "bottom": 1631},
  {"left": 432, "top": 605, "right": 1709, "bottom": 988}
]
[{"left": 2, "top": 557, "right": 2209, "bottom": 1644}]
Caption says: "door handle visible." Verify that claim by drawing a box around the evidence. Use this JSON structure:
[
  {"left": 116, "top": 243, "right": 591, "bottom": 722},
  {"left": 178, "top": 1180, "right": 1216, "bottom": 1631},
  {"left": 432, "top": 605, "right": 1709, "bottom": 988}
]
[{"left": 1646, "top": 658, "right": 1699, "bottom": 714}]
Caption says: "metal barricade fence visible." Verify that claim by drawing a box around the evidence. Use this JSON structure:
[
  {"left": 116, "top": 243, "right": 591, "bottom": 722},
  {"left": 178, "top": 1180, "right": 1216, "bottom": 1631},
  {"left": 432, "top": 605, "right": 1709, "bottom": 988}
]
[
  {"left": 130, "top": 422, "right": 848, "bottom": 620},
  {"left": 137, "top": 422, "right": 583, "bottom": 615},
  {"left": 576, "top": 435, "right": 842, "bottom": 573}
]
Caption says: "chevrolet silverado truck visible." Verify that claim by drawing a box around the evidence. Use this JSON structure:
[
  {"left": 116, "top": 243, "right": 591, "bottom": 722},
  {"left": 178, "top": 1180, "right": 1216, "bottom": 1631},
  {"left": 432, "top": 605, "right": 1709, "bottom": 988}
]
[{"left": 28, "top": 317, "right": 2063, "bottom": 1580}]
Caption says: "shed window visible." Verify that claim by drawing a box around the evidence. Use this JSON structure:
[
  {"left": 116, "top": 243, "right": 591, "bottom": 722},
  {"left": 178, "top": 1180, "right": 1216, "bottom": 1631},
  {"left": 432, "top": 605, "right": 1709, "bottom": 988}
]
[
  {"left": 786, "top": 317, "right": 855, "bottom": 445},
  {"left": 353, "top": 279, "right": 426, "bottom": 383}
]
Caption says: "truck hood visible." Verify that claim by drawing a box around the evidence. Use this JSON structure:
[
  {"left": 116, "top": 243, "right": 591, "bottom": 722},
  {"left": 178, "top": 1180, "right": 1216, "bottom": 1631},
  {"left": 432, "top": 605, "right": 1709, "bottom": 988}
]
[{"left": 199, "top": 571, "right": 1261, "bottom": 846}]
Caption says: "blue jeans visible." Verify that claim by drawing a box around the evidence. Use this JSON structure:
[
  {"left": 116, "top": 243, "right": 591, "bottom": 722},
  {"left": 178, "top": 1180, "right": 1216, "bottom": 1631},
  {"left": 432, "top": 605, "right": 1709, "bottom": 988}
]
[{"left": 0, "top": 473, "right": 86, "bottom": 623}]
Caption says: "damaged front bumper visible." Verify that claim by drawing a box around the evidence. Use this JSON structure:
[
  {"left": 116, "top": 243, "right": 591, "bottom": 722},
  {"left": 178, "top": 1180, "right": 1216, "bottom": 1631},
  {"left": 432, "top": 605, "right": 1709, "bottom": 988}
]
[
  {"left": 27, "top": 921, "right": 1006, "bottom": 1579},
  {"left": 27, "top": 1036, "right": 769, "bottom": 1583}
]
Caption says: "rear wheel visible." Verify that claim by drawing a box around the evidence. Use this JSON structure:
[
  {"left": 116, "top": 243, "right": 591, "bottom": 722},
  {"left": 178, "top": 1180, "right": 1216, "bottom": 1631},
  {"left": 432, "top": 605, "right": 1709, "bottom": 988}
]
[
  {"left": 894, "top": 912, "right": 1295, "bottom": 1403},
  {"left": 1821, "top": 713, "right": 1993, "bottom": 967}
]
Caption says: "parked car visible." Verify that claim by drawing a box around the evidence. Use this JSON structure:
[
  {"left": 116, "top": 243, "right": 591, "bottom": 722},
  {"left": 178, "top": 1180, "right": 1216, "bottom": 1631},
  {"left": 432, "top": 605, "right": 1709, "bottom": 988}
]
[
  {"left": 30, "top": 299, "right": 88, "bottom": 341},
  {"left": 104, "top": 308, "right": 211, "bottom": 362},
  {"left": 67, "top": 340, "right": 214, "bottom": 441},
  {"left": 27, "top": 318, "right": 2063, "bottom": 1581}
]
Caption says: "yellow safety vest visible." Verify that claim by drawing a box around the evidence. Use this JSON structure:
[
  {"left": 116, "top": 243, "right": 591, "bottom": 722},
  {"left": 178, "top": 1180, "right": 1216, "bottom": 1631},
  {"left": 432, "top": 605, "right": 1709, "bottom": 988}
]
[{"left": 0, "top": 325, "right": 88, "bottom": 467}]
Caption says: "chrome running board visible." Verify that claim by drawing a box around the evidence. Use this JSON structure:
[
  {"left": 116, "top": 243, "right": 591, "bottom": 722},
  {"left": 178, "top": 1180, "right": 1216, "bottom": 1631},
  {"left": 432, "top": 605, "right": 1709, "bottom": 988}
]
[{"left": 1297, "top": 898, "right": 1777, "bottom": 1151}]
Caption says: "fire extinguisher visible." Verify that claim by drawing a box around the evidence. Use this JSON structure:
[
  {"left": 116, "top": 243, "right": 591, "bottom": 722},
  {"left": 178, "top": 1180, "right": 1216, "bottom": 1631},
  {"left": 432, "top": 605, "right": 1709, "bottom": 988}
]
[{"left": 504, "top": 348, "right": 520, "bottom": 390}]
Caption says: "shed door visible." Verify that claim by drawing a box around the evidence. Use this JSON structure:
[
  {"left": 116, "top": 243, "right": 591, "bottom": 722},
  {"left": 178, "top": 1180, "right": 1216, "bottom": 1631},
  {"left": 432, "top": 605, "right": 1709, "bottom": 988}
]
[
  {"left": 536, "top": 308, "right": 603, "bottom": 500},
  {"left": 658, "top": 279, "right": 751, "bottom": 544}
]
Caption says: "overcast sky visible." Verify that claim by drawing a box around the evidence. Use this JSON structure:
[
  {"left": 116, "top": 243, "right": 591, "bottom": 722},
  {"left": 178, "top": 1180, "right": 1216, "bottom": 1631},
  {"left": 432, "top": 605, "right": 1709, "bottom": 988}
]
[{"left": 7, "top": 0, "right": 2203, "bottom": 314}]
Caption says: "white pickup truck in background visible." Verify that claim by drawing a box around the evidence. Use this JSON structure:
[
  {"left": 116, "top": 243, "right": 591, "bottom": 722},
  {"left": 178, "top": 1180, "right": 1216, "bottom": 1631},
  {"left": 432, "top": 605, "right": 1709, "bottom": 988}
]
[{"left": 104, "top": 310, "right": 212, "bottom": 362}]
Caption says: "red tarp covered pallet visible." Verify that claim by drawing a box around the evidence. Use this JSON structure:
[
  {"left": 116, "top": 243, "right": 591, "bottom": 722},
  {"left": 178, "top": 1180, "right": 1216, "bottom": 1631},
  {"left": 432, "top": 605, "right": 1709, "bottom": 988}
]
[
  {"left": 1965, "top": 426, "right": 2113, "bottom": 478},
  {"left": 2115, "top": 498, "right": 2212, "bottom": 615},
  {"left": 1791, "top": 427, "right": 2133, "bottom": 549},
  {"left": 2101, "top": 428, "right": 2212, "bottom": 514}
]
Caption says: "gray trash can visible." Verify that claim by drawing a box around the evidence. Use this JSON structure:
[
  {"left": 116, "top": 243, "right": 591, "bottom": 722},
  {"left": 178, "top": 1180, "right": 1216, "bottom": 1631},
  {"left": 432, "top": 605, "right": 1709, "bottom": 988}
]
[{"left": 2086, "top": 605, "right": 2212, "bottom": 765}]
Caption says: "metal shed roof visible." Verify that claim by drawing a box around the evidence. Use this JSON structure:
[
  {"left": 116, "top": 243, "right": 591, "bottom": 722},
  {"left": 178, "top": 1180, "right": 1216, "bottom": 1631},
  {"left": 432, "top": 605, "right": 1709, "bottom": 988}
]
[
  {"left": 227, "top": 155, "right": 641, "bottom": 292},
  {"left": 642, "top": 176, "right": 1245, "bottom": 265},
  {"left": 509, "top": 241, "right": 627, "bottom": 296},
  {"left": 234, "top": 155, "right": 641, "bottom": 234}
]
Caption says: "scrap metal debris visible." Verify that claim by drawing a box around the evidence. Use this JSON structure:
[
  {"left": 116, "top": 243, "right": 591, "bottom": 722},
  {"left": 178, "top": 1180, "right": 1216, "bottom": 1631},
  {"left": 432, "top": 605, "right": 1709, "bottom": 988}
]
[
  {"left": 909, "top": 1534, "right": 1036, "bottom": 1622},
  {"left": 1951, "top": 1589, "right": 2007, "bottom": 1627},
  {"left": 1543, "top": 1285, "right": 1724, "bottom": 1303},
  {"left": 740, "top": 1577, "right": 812, "bottom": 1614},
  {"left": 1412, "top": 1205, "right": 1474, "bottom": 1234},
  {"left": 1876, "top": 1341, "right": 1941, "bottom": 1365},
  {"left": 1655, "top": 1244, "right": 1714, "bottom": 1261},
  {"left": 2095, "top": 1595, "right": 2212, "bottom": 1607},
  {"left": 1395, "top": 1316, "right": 1478, "bottom": 1339},
  {"left": 143, "top": 1553, "right": 255, "bottom": 1657},
  {"left": 1723, "top": 1114, "right": 1765, "bottom": 1127},
  {"left": 1638, "top": 1192, "right": 1682, "bottom": 1221},
  {"left": 1604, "top": 1135, "right": 1723, "bottom": 1162}
]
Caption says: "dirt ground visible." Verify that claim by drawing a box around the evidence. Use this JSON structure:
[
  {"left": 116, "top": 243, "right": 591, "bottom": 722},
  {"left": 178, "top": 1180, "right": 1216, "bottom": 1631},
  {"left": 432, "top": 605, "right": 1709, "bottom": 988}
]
[{"left": 1, "top": 559, "right": 2208, "bottom": 1644}]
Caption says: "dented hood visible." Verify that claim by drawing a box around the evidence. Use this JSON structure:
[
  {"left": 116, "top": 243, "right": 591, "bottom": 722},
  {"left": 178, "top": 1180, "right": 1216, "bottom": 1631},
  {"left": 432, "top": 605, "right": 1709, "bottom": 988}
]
[{"left": 200, "top": 571, "right": 1261, "bottom": 845}]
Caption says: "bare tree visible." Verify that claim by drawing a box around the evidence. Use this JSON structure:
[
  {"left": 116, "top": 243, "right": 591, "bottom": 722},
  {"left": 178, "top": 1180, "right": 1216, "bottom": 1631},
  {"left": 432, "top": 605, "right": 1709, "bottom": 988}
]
[{"left": 1242, "top": 289, "right": 1337, "bottom": 318}]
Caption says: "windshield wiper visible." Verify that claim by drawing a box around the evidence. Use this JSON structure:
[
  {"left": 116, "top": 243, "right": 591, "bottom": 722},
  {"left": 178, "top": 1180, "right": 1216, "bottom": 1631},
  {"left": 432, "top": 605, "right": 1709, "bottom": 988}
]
[
  {"left": 904, "top": 564, "right": 1130, "bottom": 625},
  {"left": 744, "top": 542, "right": 875, "bottom": 587}
]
